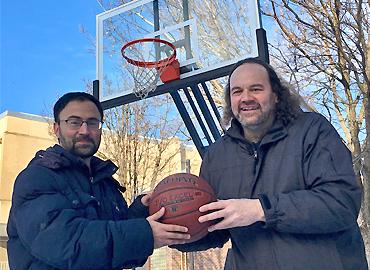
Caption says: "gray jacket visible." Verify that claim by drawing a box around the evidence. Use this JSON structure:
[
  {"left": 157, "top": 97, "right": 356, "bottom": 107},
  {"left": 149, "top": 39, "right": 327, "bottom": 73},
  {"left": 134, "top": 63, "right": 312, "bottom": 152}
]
[{"left": 175, "top": 112, "right": 367, "bottom": 270}]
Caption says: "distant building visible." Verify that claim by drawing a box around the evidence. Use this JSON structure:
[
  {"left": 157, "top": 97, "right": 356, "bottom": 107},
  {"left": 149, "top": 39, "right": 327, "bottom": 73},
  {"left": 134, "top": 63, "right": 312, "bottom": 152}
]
[
  {"left": 0, "top": 111, "right": 56, "bottom": 269},
  {"left": 0, "top": 110, "right": 229, "bottom": 269}
]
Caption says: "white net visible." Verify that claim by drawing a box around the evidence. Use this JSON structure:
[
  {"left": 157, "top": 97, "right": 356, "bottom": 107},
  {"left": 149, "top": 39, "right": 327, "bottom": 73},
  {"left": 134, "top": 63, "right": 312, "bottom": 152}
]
[
  {"left": 128, "top": 64, "right": 160, "bottom": 99},
  {"left": 123, "top": 40, "right": 175, "bottom": 99}
]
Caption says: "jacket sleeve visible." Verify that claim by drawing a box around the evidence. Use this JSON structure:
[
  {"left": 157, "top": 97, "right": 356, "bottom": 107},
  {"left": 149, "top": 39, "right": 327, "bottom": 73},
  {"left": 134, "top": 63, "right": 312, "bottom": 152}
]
[
  {"left": 127, "top": 194, "right": 149, "bottom": 219},
  {"left": 171, "top": 230, "right": 229, "bottom": 252},
  {"left": 260, "top": 114, "right": 362, "bottom": 234},
  {"left": 10, "top": 166, "right": 154, "bottom": 270}
]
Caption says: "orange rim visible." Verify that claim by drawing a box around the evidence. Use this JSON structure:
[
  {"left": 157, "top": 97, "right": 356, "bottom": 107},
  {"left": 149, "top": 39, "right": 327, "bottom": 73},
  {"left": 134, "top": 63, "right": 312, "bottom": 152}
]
[{"left": 121, "top": 38, "right": 177, "bottom": 68}]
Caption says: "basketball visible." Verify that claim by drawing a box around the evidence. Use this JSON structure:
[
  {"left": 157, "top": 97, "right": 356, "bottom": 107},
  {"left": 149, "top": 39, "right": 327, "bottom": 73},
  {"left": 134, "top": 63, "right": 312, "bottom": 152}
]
[{"left": 149, "top": 173, "right": 217, "bottom": 242}]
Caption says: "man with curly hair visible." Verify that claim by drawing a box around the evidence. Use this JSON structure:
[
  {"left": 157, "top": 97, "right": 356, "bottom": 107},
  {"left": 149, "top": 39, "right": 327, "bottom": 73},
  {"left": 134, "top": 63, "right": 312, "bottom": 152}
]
[{"left": 174, "top": 58, "right": 368, "bottom": 269}]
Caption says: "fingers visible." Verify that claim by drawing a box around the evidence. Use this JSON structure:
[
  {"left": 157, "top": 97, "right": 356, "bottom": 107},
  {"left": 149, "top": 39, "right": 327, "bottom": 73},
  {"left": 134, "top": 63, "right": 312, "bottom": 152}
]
[
  {"left": 199, "top": 200, "right": 225, "bottom": 212},
  {"left": 148, "top": 207, "right": 165, "bottom": 221},
  {"left": 141, "top": 192, "right": 153, "bottom": 206},
  {"left": 198, "top": 200, "right": 227, "bottom": 224},
  {"left": 147, "top": 207, "right": 188, "bottom": 233},
  {"left": 157, "top": 231, "right": 191, "bottom": 248},
  {"left": 164, "top": 231, "right": 191, "bottom": 240},
  {"left": 198, "top": 209, "right": 224, "bottom": 223},
  {"left": 151, "top": 223, "right": 191, "bottom": 248},
  {"left": 162, "top": 237, "right": 191, "bottom": 246},
  {"left": 162, "top": 223, "right": 188, "bottom": 233},
  {"left": 198, "top": 199, "right": 264, "bottom": 231},
  {"left": 147, "top": 208, "right": 191, "bottom": 248},
  {"left": 154, "top": 237, "right": 190, "bottom": 249}
]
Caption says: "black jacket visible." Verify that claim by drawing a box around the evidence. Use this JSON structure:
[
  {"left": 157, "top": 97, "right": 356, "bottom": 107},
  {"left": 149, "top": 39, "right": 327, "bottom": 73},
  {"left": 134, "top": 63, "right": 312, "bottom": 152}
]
[
  {"left": 175, "top": 112, "right": 368, "bottom": 270},
  {"left": 7, "top": 144, "right": 153, "bottom": 270}
]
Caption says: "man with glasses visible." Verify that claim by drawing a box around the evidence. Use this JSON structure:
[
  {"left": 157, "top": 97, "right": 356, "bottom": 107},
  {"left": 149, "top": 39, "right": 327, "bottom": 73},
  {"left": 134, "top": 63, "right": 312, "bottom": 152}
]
[{"left": 7, "top": 92, "right": 190, "bottom": 270}]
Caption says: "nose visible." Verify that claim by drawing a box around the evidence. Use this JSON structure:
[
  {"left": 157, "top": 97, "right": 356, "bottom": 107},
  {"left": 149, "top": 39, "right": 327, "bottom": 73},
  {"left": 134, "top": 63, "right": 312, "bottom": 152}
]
[
  {"left": 240, "top": 89, "right": 253, "bottom": 101},
  {"left": 77, "top": 122, "right": 90, "bottom": 134}
]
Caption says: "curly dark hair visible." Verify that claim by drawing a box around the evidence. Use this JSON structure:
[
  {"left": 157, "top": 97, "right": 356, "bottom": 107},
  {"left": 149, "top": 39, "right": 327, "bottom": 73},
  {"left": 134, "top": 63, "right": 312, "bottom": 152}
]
[{"left": 222, "top": 58, "right": 301, "bottom": 127}]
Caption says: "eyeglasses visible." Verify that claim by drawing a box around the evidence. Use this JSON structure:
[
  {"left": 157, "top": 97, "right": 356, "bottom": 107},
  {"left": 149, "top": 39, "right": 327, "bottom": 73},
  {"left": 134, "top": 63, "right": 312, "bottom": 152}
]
[{"left": 59, "top": 118, "right": 103, "bottom": 130}]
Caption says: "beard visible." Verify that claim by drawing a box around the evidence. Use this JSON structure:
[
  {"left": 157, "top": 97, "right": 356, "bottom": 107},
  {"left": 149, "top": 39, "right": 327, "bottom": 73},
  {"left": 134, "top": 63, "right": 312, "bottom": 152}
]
[
  {"left": 236, "top": 110, "right": 271, "bottom": 130},
  {"left": 59, "top": 134, "right": 100, "bottom": 158},
  {"left": 234, "top": 101, "right": 276, "bottom": 131}
]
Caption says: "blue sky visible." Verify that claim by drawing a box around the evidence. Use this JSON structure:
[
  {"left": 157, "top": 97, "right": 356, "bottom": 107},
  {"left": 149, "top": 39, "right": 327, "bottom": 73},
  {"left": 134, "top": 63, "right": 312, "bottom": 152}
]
[{"left": 0, "top": 1, "right": 104, "bottom": 116}]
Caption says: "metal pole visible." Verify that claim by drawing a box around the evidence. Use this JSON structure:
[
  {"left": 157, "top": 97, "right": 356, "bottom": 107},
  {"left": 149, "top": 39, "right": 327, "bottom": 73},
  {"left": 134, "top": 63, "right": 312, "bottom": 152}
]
[
  {"left": 256, "top": 0, "right": 269, "bottom": 63},
  {"left": 256, "top": 28, "right": 269, "bottom": 63},
  {"left": 93, "top": 80, "right": 99, "bottom": 99},
  {"left": 170, "top": 91, "right": 206, "bottom": 157},
  {"left": 153, "top": 0, "right": 160, "bottom": 60},
  {"left": 182, "top": 0, "right": 192, "bottom": 60}
]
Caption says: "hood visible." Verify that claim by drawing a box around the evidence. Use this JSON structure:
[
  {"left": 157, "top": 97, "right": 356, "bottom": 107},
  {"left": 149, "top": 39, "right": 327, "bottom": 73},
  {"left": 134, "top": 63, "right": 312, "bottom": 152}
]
[
  {"left": 30, "top": 144, "right": 117, "bottom": 172},
  {"left": 31, "top": 144, "right": 75, "bottom": 170},
  {"left": 30, "top": 144, "right": 122, "bottom": 188}
]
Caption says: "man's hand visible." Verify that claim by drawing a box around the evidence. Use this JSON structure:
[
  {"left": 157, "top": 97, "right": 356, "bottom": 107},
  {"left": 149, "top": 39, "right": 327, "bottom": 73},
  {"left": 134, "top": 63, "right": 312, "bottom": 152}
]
[
  {"left": 147, "top": 207, "right": 191, "bottom": 249},
  {"left": 141, "top": 192, "right": 152, "bottom": 207},
  {"left": 198, "top": 199, "right": 265, "bottom": 232}
]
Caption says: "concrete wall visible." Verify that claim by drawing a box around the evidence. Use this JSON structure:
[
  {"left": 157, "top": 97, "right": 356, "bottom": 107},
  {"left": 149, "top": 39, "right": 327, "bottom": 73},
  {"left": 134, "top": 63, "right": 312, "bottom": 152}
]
[
  {"left": 0, "top": 111, "right": 56, "bottom": 268},
  {"left": 0, "top": 112, "right": 56, "bottom": 220}
]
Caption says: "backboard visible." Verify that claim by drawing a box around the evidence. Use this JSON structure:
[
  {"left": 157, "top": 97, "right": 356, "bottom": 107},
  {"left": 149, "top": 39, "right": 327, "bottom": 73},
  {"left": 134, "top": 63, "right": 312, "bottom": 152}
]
[{"left": 96, "top": 0, "right": 262, "bottom": 104}]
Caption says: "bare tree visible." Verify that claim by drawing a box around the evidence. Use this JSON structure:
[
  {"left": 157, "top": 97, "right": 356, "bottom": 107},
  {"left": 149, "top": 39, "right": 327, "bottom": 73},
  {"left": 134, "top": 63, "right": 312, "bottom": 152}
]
[
  {"left": 97, "top": 95, "right": 186, "bottom": 203},
  {"left": 262, "top": 0, "right": 370, "bottom": 260}
]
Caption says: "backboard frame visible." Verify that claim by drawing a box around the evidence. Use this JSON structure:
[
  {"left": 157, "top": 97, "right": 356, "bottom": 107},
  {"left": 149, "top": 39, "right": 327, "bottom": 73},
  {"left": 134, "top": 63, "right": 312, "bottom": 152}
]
[
  {"left": 94, "top": 0, "right": 269, "bottom": 157},
  {"left": 95, "top": 0, "right": 263, "bottom": 104}
]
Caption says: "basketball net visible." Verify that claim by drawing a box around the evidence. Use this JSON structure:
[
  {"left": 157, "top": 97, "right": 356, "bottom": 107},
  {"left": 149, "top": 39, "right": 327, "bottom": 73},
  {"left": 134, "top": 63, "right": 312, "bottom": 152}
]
[{"left": 122, "top": 38, "right": 180, "bottom": 99}]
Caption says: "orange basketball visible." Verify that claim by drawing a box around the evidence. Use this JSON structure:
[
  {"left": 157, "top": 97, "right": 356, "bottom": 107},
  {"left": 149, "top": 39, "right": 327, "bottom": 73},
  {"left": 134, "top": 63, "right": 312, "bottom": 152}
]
[{"left": 149, "top": 173, "right": 217, "bottom": 243}]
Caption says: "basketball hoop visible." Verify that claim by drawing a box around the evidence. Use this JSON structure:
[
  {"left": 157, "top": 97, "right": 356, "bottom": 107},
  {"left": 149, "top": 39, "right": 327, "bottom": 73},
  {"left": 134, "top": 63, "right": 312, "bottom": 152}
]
[{"left": 121, "top": 38, "right": 180, "bottom": 99}]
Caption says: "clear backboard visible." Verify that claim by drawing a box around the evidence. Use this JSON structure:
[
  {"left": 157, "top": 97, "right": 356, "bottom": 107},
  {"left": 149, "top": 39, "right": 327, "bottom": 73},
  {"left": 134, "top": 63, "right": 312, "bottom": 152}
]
[{"left": 96, "top": 0, "right": 262, "bottom": 103}]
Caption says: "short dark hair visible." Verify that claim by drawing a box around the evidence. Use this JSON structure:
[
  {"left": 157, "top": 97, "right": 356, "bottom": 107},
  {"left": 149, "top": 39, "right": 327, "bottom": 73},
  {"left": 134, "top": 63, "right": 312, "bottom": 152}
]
[
  {"left": 223, "top": 58, "right": 301, "bottom": 127},
  {"left": 53, "top": 92, "right": 104, "bottom": 122}
]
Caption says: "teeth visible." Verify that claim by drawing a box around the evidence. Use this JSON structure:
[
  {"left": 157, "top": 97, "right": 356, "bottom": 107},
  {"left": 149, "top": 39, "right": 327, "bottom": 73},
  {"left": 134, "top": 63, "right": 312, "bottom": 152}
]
[{"left": 241, "top": 106, "right": 258, "bottom": 111}]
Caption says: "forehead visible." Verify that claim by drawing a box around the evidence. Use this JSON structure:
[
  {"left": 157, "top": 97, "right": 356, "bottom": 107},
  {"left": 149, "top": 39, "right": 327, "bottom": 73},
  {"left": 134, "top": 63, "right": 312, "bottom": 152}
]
[
  {"left": 59, "top": 100, "right": 101, "bottom": 120},
  {"left": 230, "top": 63, "right": 269, "bottom": 86}
]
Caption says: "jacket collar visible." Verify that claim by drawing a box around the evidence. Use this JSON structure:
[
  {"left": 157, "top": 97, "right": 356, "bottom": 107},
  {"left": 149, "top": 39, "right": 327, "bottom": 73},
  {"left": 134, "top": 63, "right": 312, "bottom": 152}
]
[
  {"left": 32, "top": 144, "right": 118, "bottom": 179},
  {"left": 226, "top": 118, "right": 288, "bottom": 145}
]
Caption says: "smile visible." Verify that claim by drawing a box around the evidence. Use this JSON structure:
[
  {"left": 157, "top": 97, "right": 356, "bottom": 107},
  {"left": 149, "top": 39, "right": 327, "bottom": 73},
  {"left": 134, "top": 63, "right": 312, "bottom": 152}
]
[{"left": 240, "top": 104, "right": 260, "bottom": 111}]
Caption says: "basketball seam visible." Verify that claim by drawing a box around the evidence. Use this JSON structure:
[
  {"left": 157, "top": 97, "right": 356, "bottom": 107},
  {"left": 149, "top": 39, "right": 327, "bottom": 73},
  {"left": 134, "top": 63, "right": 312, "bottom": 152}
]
[
  {"left": 150, "top": 187, "right": 216, "bottom": 203},
  {"left": 161, "top": 208, "right": 200, "bottom": 220}
]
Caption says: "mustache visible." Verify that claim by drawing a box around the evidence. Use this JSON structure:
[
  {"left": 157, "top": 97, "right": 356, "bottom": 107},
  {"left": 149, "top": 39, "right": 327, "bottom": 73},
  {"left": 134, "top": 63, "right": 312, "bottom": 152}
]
[
  {"left": 240, "top": 100, "right": 259, "bottom": 106},
  {"left": 73, "top": 135, "right": 95, "bottom": 144},
  {"left": 239, "top": 101, "right": 261, "bottom": 109}
]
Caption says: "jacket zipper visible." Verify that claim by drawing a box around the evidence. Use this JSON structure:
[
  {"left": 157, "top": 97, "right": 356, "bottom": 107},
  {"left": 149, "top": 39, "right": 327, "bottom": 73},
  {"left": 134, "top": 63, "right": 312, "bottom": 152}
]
[{"left": 252, "top": 143, "right": 258, "bottom": 160}]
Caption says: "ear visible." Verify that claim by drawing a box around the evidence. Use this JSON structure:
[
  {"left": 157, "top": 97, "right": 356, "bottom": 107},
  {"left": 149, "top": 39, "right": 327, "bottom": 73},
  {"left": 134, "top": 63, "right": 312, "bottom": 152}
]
[{"left": 53, "top": 122, "right": 60, "bottom": 139}]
